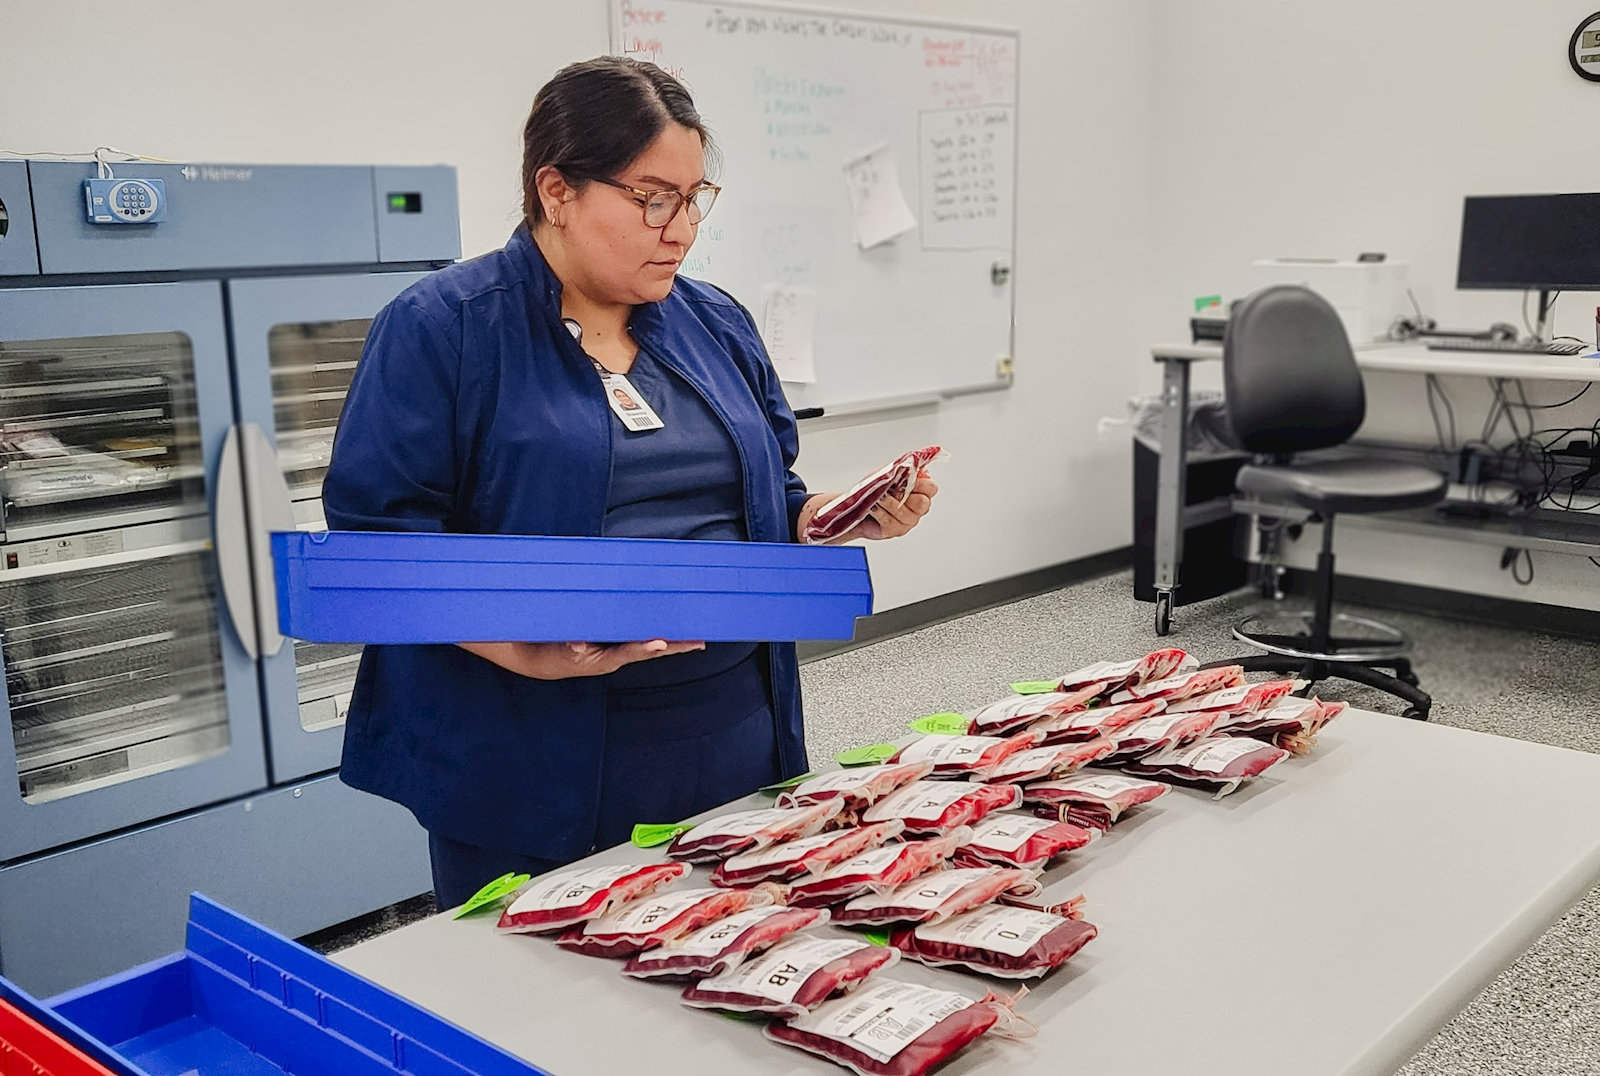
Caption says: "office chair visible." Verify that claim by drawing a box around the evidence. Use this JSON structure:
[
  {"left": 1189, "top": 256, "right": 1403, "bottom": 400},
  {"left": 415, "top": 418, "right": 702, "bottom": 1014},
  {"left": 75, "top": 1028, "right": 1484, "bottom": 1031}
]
[{"left": 1205, "top": 285, "right": 1449, "bottom": 720}]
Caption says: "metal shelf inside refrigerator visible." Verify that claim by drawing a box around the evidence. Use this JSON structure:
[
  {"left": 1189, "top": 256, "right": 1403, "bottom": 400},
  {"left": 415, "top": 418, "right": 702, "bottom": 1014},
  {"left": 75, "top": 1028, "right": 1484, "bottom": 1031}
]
[
  {"left": 0, "top": 332, "right": 208, "bottom": 538},
  {"left": 3, "top": 553, "right": 230, "bottom": 803}
]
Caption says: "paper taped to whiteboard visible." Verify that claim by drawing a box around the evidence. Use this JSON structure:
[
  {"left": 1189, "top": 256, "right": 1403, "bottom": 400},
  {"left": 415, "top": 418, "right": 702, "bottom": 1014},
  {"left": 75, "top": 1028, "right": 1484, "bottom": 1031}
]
[
  {"left": 762, "top": 285, "right": 819, "bottom": 384},
  {"left": 841, "top": 144, "right": 918, "bottom": 250},
  {"left": 919, "top": 106, "right": 1016, "bottom": 251}
]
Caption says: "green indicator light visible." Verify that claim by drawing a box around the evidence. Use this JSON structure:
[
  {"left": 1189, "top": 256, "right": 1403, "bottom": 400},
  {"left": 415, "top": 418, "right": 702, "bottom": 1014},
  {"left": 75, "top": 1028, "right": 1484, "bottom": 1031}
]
[{"left": 390, "top": 195, "right": 407, "bottom": 208}]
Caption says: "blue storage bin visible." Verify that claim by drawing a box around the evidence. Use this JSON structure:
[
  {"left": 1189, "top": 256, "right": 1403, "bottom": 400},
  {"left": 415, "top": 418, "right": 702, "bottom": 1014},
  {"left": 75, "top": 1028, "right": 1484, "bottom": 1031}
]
[
  {"left": 43, "top": 895, "right": 548, "bottom": 1076},
  {"left": 272, "top": 530, "right": 874, "bottom": 644}
]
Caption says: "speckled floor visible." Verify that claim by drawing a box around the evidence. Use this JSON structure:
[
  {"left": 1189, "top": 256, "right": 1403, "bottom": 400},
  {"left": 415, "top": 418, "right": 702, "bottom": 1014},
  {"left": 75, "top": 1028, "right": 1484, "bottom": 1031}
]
[{"left": 310, "top": 568, "right": 1600, "bottom": 1074}]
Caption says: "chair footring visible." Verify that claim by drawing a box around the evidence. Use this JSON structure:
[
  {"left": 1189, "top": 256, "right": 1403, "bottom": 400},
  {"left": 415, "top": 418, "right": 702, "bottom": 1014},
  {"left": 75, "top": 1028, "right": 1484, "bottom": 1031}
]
[
  {"left": 1198, "top": 654, "right": 1431, "bottom": 721},
  {"left": 1231, "top": 610, "right": 1412, "bottom": 662}
]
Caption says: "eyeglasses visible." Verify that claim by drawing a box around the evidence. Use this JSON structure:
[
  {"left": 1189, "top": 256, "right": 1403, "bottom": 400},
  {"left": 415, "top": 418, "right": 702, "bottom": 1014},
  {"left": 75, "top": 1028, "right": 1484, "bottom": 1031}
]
[{"left": 590, "top": 177, "right": 721, "bottom": 227}]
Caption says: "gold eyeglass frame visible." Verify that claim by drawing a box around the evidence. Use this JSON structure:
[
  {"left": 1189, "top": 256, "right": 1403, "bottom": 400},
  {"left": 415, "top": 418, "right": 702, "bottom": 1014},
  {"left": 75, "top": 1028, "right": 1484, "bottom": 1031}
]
[{"left": 590, "top": 177, "right": 721, "bottom": 227}]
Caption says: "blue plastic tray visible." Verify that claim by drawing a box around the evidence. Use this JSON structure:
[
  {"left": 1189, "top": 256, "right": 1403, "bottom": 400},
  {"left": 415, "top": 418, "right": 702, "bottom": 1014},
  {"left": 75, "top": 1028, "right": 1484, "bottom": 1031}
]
[
  {"left": 272, "top": 530, "right": 874, "bottom": 644},
  {"left": 42, "top": 895, "right": 548, "bottom": 1076}
]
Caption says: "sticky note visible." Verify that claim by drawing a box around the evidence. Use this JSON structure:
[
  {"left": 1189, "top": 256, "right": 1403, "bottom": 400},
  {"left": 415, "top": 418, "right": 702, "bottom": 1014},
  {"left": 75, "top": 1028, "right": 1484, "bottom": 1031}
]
[
  {"left": 453, "top": 872, "right": 530, "bottom": 919},
  {"left": 632, "top": 823, "right": 691, "bottom": 848},
  {"left": 841, "top": 143, "right": 917, "bottom": 249},
  {"left": 761, "top": 285, "right": 819, "bottom": 384},
  {"left": 834, "top": 743, "right": 898, "bottom": 766},
  {"left": 908, "top": 713, "right": 969, "bottom": 735}
]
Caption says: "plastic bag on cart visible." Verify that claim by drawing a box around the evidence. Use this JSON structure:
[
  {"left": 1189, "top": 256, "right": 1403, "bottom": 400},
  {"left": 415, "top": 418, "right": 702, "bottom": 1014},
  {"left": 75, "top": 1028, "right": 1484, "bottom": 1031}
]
[
  {"left": 1116, "top": 389, "right": 1239, "bottom": 461},
  {"left": 622, "top": 905, "right": 830, "bottom": 980}
]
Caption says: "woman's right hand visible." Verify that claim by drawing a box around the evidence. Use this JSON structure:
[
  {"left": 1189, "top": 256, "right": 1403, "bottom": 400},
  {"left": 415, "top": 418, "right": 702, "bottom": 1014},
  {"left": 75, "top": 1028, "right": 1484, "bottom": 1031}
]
[{"left": 458, "top": 640, "right": 705, "bottom": 680}]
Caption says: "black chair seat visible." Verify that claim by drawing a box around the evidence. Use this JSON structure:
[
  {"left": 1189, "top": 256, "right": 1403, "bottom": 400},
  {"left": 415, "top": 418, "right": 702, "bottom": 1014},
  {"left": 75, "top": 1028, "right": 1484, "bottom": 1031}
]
[{"left": 1236, "top": 458, "right": 1448, "bottom": 515}]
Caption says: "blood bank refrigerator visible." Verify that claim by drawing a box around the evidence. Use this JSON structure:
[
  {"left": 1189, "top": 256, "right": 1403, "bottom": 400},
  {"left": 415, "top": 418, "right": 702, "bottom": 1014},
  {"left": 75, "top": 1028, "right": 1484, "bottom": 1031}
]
[{"left": 0, "top": 159, "right": 459, "bottom": 995}]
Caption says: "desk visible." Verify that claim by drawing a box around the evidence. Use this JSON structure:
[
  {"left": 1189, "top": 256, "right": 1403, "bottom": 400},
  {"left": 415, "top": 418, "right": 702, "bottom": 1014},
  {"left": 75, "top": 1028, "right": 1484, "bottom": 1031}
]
[
  {"left": 1149, "top": 341, "right": 1600, "bottom": 635},
  {"left": 337, "top": 711, "right": 1600, "bottom": 1076}
]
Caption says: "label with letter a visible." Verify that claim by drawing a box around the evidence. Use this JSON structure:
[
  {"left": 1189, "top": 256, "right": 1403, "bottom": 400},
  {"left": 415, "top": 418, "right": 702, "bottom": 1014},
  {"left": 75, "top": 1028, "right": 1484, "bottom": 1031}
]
[
  {"left": 894, "top": 735, "right": 998, "bottom": 768},
  {"left": 912, "top": 904, "right": 1061, "bottom": 957},
  {"left": 787, "top": 980, "right": 974, "bottom": 1064},
  {"left": 701, "top": 936, "right": 869, "bottom": 1004},
  {"left": 863, "top": 781, "right": 971, "bottom": 824},
  {"left": 964, "top": 812, "right": 1058, "bottom": 853}
]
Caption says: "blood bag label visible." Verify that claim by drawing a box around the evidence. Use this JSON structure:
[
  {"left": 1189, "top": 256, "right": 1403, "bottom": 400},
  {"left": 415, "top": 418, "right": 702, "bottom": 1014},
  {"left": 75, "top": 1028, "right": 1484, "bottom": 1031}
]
[
  {"left": 723, "top": 831, "right": 840, "bottom": 871},
  {"left": 913, "top": 904, "right": 1063, "bottom": 958},
  {"left": 658, "top": 907, "right": 782, "bottom": 958},
  {"left": 581, "top": 887, "right": 724, "bottom": 937},
  {"left": 505, "top": 864, "right": 646, "bottom": 915},
  {"left": 964, "top": 813, "right": 1058, "bottom": 854},
  {"left": 846, "top": 868, "right": 997, "bottom": 913},
  {"left": 864, "top": 781, "right": 973, "bottom": 823},
  {"left": 787, "top": 980, "right": 975, "bottom": 1064},
  {"left": 896, "top": 735, "right": 999, "bottom": 768},
  {"left": 702, "top": 937, "right": 868, "bottom": 1005}
]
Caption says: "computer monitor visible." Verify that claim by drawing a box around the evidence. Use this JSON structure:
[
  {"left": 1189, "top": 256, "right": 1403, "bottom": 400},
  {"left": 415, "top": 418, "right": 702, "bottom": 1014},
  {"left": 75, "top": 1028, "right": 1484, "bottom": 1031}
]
[{"left": 1457, "top": 193, "right": 1600, "bottom": 292}]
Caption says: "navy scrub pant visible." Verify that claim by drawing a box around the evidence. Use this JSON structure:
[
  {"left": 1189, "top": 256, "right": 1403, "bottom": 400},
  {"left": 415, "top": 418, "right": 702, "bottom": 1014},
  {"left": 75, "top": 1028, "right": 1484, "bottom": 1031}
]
[{"left": 428, "top": 651, "right": 782, "bottom": 910}]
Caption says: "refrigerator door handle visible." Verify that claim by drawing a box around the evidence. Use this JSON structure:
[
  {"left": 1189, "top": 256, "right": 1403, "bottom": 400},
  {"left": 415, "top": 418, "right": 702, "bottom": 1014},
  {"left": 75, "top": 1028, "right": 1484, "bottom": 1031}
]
[
  {"left": 215, "top": 424, "right": 260, "bottom": 660},
  {"left": 240, "top": 422, "right": 297, "bottom": 659}
]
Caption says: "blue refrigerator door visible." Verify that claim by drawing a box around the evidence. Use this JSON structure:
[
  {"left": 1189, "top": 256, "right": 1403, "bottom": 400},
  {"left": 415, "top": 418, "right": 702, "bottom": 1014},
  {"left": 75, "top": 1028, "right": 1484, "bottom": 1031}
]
[
  {"left": 224, "top": 272, "right": 430, "bottom": 783},
  {"left": 0, "top": 283, "right": 269, "bottom": 861}
]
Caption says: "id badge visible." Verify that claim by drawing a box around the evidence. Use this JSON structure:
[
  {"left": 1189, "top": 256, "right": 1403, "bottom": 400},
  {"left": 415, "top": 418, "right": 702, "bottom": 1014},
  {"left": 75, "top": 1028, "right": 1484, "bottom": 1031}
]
[{"left": 600, "top": 371, "right": 665, "bottom": 432}]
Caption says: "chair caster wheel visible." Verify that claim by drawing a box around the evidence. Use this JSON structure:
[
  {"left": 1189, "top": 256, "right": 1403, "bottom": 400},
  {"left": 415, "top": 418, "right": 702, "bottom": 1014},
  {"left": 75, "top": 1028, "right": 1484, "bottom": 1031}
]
[
  {"left": 1401, "top": 706, "right": 1430, "bottom": 721},
  {"left": 1155, "top": 591, "right": 1173, "bottom": 636}
]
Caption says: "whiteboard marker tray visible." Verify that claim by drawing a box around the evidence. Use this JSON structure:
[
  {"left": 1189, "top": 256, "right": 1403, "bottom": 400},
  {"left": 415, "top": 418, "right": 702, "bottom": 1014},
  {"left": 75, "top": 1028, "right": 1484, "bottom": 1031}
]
[{"left": 271, "top": 530, "right": 874, "bottom": 644}]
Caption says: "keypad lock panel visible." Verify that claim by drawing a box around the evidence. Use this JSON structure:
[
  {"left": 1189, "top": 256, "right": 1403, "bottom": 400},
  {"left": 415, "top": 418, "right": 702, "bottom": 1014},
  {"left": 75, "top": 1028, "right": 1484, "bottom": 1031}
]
[{"left": 83, "top": 177, "right": 168, "bottom": 224}]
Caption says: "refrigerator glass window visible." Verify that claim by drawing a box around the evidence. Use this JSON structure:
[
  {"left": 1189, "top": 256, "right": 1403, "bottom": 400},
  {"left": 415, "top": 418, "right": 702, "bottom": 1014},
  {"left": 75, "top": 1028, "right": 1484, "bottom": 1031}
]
[
  {"left": 0, "top": 332, "right": 206, "bottom": 537},
  {"left": 3, "top": 552, "right": 230, "bottom": 803},
  {"left": 268, "top": 318, "right": 371, "bottom": 499},
  {"left": 268, "top": 318, "right": 373, "bottom": 732}
]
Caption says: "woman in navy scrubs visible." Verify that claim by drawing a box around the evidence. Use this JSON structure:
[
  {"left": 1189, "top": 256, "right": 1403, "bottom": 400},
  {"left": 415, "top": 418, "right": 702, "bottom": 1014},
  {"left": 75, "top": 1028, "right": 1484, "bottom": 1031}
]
[{"left": 323, "top": 57, "right": 938, "bottom": 909}]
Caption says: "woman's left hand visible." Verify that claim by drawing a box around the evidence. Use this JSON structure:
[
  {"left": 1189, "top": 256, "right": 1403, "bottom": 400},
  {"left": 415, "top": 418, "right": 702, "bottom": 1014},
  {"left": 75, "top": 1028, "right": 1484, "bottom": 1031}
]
[{"left": 850, "top": 472, "right": 938, "bottom": 541}]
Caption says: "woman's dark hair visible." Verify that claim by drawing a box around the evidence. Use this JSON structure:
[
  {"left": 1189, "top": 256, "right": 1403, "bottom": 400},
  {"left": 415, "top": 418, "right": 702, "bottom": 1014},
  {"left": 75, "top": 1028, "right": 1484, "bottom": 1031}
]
[{"left": 521, "top": 56, "right": 717, "bottom": 227}]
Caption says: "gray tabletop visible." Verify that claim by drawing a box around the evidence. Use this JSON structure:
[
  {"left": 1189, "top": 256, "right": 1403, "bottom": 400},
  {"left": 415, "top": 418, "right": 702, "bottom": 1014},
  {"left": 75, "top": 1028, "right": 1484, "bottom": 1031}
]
[{"left": 335, "top": 710, "right": 1600, "bottom": 1076}]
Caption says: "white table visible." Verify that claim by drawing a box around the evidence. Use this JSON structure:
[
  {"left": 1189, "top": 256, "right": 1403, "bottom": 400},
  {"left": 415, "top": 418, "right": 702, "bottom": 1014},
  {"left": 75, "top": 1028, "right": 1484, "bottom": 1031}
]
[
  {"left": 336, "top": 711, "right": 1600, "bottom": 1076},
  {"left": 1147, "top": 340, "right": 1600, "bottom": 635}
]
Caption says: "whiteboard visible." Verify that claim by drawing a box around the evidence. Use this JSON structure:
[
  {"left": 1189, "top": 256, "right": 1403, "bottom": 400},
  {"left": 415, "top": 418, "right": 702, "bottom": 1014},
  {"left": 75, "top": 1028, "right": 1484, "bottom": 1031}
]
[{"left": 610, "top": 0, "right": 1018, "bottom": 413}]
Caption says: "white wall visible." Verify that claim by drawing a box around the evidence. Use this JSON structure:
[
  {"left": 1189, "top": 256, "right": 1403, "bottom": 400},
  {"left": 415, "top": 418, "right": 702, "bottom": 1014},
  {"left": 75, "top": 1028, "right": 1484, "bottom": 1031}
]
[
  {"left": 1148, "top": 0, "right": 1600, "bottom": 610},
  {"left": 2, "top": 0, "right": 1156, "bottom": 614}
]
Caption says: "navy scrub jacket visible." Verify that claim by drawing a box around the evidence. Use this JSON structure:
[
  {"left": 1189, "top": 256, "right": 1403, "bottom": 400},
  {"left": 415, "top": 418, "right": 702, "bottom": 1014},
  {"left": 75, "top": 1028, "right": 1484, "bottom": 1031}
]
[{"left": 322, "top": 226, "right": 812, "bottom": 861}]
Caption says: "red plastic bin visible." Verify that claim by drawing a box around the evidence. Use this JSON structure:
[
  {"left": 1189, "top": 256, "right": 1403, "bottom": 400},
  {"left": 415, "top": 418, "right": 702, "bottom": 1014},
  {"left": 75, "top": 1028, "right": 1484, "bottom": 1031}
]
[{"left": 0, "top": 999, "right": 120, "bottom": 1076}]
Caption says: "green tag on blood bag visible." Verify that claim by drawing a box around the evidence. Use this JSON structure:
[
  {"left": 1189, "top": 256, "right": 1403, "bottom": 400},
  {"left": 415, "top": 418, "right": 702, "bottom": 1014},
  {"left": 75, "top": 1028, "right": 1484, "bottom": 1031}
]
[
  {"left": 907, "top": 713, "right": 968, "bottom": 735},
  {"left": 1011, "top": 680, "right": 1058, "bottom": 695},
  {"left": 759, "top": 771, "right": 817, "bottom": 793},
  {"left": 631, "top": 823, "right": 691, "bottom": 848},
  {"left": 862, "top": 930, "right": 891, "bottom": 947},
  {"left": 453, "top": 872, "right": 530, "bottom": 919},
  {"left": 834, "top": 743, "right": 898, "bottom": 766}
]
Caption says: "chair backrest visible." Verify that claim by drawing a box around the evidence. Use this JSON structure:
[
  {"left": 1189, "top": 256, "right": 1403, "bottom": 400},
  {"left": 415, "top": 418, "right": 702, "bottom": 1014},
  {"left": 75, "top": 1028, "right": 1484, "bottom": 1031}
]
[{"left": 1223, "top": 284, "right": 1366, "bottom": 454}]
